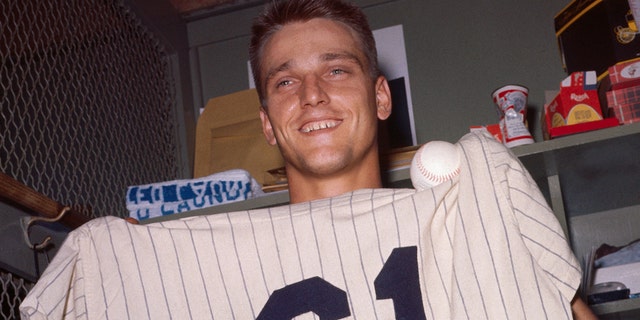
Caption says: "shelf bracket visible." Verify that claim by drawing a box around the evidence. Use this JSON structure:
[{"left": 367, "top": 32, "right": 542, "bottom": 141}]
[{"left": 546, "top": 174, "right": 570, "bottom": 243}]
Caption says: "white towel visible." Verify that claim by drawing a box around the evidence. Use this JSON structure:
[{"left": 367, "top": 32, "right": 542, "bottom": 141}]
[{"left": 126, "top": 169, "right": 263, "bottom": 221}]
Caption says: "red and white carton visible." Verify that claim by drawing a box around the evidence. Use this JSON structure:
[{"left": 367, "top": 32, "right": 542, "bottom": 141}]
[
  {"left": 607, "top": 57, "right": 640, "bottom": 90},
  {"left": 606, "top": 85, "right": 640, "bottom": 124},
  {"left": 547, "top": 71, "right": 603, "bottom": 128},
  {"left": 543, "top": 71, "right": 619, "bottom": 139},
  {"left": 610, "top": 103, "right": 640, "bottom": 124}
]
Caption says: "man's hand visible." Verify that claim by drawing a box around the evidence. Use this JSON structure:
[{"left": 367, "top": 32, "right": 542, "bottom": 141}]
[
  {"left": 572, "top": 294, "right": 598, "bottom": 320},
  {"left": 124, "top": 217, "right": 139, "bottom": 224}
]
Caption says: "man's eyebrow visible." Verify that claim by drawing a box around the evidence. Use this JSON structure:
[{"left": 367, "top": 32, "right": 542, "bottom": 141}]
[
  {"left": 264, "top": 51, "right": 364, "bottom": 82},
  {"left": 264, "top": 61, "right": 291, "bottom": 83},
  {"left": 320, "top": 52, "right": 364, "bottom": 68}
]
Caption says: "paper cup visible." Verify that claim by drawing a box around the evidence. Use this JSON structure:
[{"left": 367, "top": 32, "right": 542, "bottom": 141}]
[{"left": 491, "top": 85, "right": 534, "bottom": 148}]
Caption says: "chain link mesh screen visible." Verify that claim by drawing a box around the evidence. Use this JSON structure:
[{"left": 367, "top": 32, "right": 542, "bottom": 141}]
[
  {"left": 0, "top": 0, "right": 183, "bottom": 317},
  {"left": 0, "top": 271, "right": 33, "bottom": 320}
]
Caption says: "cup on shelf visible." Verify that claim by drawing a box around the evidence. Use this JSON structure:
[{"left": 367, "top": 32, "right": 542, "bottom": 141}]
[{"left": 492, "top": 85, "right": 535, "bottom": 148}]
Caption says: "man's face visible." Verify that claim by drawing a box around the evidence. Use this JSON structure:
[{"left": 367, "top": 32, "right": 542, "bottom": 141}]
[{"left": 259, "top": 18, "right": 391, "bottom": 179}]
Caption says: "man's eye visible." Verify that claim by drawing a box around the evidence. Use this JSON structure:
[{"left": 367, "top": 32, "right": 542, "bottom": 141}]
[
  {"left": 330, "top": 69, "right": 346, "bottom": 75},
  {"left": 276, "top": 79, "right": 292, "bottom": 87}
]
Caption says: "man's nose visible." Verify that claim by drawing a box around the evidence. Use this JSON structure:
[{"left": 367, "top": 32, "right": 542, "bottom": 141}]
[{"left": 300, "top": 75, "right": 329, "bottom": 107}]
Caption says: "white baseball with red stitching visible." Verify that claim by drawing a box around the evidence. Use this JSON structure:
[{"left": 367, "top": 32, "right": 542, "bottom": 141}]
[{"left": 410, "top": 141, "right": 461, "bottom": 191}]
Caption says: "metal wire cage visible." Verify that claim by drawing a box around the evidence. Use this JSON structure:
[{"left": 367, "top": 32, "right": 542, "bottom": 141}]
[
  {"left": 0, "top": 271, "right": 33, "bottom": 320},
  {"left": 0, "top": 0, "right": 184, "bottom": 318}
]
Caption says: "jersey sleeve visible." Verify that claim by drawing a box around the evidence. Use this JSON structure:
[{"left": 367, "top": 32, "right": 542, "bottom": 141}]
[{"left": 474, "top": 130, "right": 582, "bottom": 301}]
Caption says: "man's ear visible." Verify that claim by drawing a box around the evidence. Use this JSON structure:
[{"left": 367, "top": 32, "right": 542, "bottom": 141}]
[
  {"left": 259, "top": 107, "right": 277, "bottom": 146},
  {"left": 375, "top": 76, "right": 392, "bottom": 120}
]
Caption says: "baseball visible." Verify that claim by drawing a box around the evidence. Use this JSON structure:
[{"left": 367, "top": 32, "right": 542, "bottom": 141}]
[{"left": 410, "top": 140, "right": 461, "bottom": 191}]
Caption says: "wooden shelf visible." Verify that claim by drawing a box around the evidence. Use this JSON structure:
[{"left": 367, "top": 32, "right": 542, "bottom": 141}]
[{"left": 512, "top": 122, "right": 640, "bottom": 158}]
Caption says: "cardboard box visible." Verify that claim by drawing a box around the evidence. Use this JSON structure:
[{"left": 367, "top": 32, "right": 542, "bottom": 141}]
[
  {"left": 542, "top": 116, "right": 619, "bottom": 139},
  {"left": 606, "top": 85, "right": 640, "bottom": 123},
  {"left": 547, "top": 71, "right": 603, "bottom": 128},
  {"left": 543, "top": 71, "right": 619, "bottom": 139},
  {"left": 610, "top": 103, "right": 640, "bottom": 123},
  {"left": 598, "top": 58, "right": 640, "bottom": 110},
  {"left": 194, "top": 89, "right": 285, "bottom": 187},
  {"left": 555, "top": 0, "right": 640, "bottom": 75},
  {"left": 606, "top": 83, "right": 640, "bottom": 105},
  {"left": 607, "top": 57, "right": 640, "bottom": 89}
]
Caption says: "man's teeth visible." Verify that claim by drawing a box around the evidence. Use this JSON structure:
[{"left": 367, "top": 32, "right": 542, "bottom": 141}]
[{"left": 301, "top": 120, "right": 338, "bottom": 133}]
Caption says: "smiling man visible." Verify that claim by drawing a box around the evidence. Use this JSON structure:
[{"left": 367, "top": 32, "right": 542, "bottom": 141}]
[
  {"left": 21, "top": 0, "right": 596, "bottom": 319},
  {"left": 254, "top": 13, "right": 392, "bottom": 203}
]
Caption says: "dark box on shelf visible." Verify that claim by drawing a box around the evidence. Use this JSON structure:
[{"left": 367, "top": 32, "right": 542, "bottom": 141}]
[{"left": 555, "top": 0, "right": 640, "bottom": 75}]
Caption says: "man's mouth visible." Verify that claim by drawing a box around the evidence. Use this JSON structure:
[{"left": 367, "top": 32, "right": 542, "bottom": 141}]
[{"left": 300, "top": 120, "right": 340, "bottom": 133}]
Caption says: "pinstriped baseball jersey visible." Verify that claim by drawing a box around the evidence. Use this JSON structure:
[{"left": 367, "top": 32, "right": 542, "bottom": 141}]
[{"left": 20, "top": 131, "right": 581, "bottom": 319}]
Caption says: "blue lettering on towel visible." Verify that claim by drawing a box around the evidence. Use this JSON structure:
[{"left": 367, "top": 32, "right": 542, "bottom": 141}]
[{"left": 131, "top": 179, "right": 255, "bottom": 220}]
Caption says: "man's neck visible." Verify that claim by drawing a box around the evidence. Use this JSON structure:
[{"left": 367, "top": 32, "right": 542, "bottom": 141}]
[{"left": 286, "top": 162, "right": 384, "bottom": 204}]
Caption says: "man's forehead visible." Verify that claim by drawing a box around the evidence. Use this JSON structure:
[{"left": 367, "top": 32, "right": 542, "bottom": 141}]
[{"left": 262, "top": 19, "right": 362, "bottom": 59}]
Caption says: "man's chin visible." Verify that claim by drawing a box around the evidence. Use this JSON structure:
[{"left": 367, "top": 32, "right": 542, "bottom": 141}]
[{"left": 295, "top": 154, "right": 351, "bottom": 177}]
